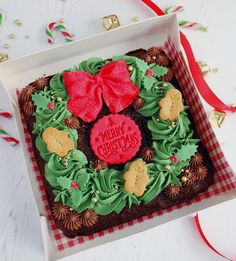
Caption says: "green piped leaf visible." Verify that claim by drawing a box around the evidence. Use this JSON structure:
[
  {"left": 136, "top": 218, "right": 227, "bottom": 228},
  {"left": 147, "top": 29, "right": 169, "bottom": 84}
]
[
  {"left": 71, "top": 189, "right": 82, "bottom": 207},
  {"left": 77, "top": 169, "right": 89, "bottom": 187},
  {"left": 135, "top": 58, "right": 149, "bottom": 72},
  {"left": 32, "top": 92, "right": 51, "bottom": 112},
  {"left": 176, "top": 144, "right": 198, "bottom": 162},
  {"left": 150, "top": 64, "right": 168, "bottom": 77},
  {"left": 143, "top": 76, "right": 157, "bottom": 91},
  {"left": 57, "top": 176, "right": 72, "bottom": 190}
]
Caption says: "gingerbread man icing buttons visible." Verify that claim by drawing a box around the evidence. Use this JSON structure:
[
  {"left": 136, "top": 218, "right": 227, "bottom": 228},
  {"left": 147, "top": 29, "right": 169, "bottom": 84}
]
[
  {"left": 42, "top": 127, "right": 74, "bottom": 157},
  {"left": 123, "top": 160, "right": 149, "bottom": 197},
  {"left": 159, "top": 89, "right": 184, "bottom": 121}
]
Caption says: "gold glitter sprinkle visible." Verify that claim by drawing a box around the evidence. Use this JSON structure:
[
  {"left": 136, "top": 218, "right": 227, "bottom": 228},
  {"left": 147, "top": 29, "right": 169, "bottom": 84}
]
[
  {"left": 3, "top": 43, "right": 9, "bottom": 49},
  {"left": 9, "top": 33, "right": 16, "bottom": 39},
  {"left": 57, "top": 97, "right": 62, "bottom": 102},
  {"left": 165, "top": 165, "right": 171, "bottom": 170},
  {"left": 132, "top": 16, "right": 140, "bottom": 22},
  {"left": 181, "top": 176, "right": 188, "bottom": 183},
  {"left": 0, "top": 53, "right": 8, "bottom": 62},
  {"left": 128, "top": 65, "right": 133, "bottom": 72},
  {"left": 92, "top": 197, "right": 98, "bottom": 203},
  {"left": 15, "top": 19, "right": 23, "bottom": 26}
]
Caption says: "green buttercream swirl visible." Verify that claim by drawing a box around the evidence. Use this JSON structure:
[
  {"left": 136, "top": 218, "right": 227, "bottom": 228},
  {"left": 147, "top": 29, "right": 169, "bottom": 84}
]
[
  {"left": 93, "top": 169, "right": 139, "bottom": 215},
  {"left": 148, "top": 111, "right": 191, "bottom": 141},
  {"left": 49, "top": 73, "right": 68, "bottom": 99},
  {"left": 138, "top": 81, "right": 174, "bottom": 117},
  {"left": 33, "top": 101, "right": 71, "bottom": 135},
  {"left": 45, "top": 149, "right": 87, "bottom": 186},
  {"left": 79, "top": 57, "right": 106, "bottom": 75},
  {"left": 112, "top": 55, "right": 149, "bottom": 89}
]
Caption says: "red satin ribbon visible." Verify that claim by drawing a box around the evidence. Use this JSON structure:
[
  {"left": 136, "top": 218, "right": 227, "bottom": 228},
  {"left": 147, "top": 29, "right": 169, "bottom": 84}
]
[
  {"left": 64, "top": 60, "right": 139, "bottom": 122},
  {"left": 194, "top": 214, "right": 233, "bottom": 261},
  {"left": 141, "top": 0, "right": 236, "bottom": 113}
]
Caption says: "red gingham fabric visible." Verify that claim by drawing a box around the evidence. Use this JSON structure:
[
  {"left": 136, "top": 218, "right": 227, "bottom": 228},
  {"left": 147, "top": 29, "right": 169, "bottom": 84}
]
[{"left": 16, "top": 36, "right": 236, "bottom": 252}]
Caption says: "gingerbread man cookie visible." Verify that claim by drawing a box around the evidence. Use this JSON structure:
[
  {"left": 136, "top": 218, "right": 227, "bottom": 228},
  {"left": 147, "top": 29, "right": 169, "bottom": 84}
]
[
  {"left": 159, "top": 89, "right": 184, "bottom": 121},
  {"left": 123, "top": 160, "right": 149, "bottom": 197},
  {"left": 42, "top": 127, "right": 74, "bottom": 157}
]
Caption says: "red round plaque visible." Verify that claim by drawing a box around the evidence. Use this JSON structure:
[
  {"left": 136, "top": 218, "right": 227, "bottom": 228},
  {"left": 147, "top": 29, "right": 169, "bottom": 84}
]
[{"left": 90, "top": 114, "right": 142, "bottom": 164}]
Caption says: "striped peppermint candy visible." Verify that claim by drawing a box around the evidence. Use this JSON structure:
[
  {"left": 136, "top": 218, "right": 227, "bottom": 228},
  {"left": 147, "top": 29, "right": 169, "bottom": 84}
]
[
  {"left": 0, "top": 129, "right": 19, "bottom": 146},
  {"left": 0, "top": 111, "right": 12, "bottom": 118},
  {"left": 45, "top": 21, "right": 73, "bottom": 44},
  {"left": 165, "top": 6, "right": 184, "bottom": 14},
  {"left": 178, "top": 20, "right": 207, "bottom": 31}
]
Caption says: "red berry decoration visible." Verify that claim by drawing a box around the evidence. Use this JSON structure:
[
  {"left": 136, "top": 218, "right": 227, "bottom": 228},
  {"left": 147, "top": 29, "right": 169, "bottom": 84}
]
[
  {"left": 170, "top": 155, "right": 179, "bottom": 163},
  {"left": 71, "top": 181, "right": 79, "bottom": 190},
  {"left": 145, "top": 69, "right": 154, "bottom": 77},
  {"left": 48, "top": 102, "right": 55, "bottom": 110}
]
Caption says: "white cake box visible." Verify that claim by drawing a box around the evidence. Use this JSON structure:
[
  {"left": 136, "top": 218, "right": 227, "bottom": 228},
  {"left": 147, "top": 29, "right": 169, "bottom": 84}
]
[{"left": 0, "top": 14, "right": 235, "bottom": 261}]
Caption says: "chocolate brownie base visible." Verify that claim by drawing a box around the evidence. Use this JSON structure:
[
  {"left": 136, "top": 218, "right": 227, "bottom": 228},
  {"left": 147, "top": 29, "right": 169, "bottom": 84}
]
[{"left": 20, "top": 49, "right": 214, "bottom": 238}]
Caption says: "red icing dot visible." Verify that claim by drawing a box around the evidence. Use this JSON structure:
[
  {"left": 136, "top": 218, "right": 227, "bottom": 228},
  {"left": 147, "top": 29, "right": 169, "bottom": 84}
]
[
  {"left": 71, "top": 181, "right": 79, "bottom": 190},
  {"left": 170, "top": 155, "right": 179, "bottom": 163},
  {"left": 48, "top": 102, "right": 55, "bottom": 110},
  {"left": 145, "top": 69, "right": 154, "bottom": 77},
  {"left": 90, "top": 114, "right": 142, "bottom": 164}
]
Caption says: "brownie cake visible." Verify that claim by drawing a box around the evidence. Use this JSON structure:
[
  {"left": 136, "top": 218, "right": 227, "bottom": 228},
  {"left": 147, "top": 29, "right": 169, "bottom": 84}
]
[{"left": 19, "top": 46, "right": 214, "bottom": 238}]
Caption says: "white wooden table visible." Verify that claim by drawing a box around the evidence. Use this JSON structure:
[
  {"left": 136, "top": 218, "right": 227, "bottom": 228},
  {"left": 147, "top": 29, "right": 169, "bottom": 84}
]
[{"left": 1, "top": 0, "right": 236, "bottom": 260}]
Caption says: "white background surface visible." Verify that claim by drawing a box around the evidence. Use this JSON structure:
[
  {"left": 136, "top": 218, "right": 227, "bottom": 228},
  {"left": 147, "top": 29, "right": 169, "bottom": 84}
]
[{"left": 0, "top": 0, "right": 236, "bottom": 260}]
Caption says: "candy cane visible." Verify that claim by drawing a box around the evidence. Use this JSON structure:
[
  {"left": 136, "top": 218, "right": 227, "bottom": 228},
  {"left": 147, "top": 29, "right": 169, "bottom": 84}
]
[
  {"left": 0, "top": 111, "right": 12, "bottom": 118},
  {"left": 0, "top": 9, "right": 6, "bottom": 27},
  {"left": 45, "top": 21, "right": 73, "bottom": 44},
  {"left": 0, "top": 129, "right": 19, "bottom": 146},
  {"left": 165, "top": 6, "right": 207, "bottom": 31},
  {"left": 178, "top": 20, "right": 207, "bottom": 31},
  {"left": 165, "top": 6, "right": 184, "bottom": 14}
]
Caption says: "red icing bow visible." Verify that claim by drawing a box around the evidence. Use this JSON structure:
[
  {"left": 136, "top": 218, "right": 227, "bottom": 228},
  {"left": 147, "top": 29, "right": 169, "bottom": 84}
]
[{"left": 64, "top": 60, "right": 140, "bottom": 122}]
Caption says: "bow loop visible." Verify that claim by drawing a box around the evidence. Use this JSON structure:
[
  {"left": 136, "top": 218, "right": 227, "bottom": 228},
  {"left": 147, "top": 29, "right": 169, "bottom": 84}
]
[{"left": 64, "top": 60, "right": 139, "bottom": 122}]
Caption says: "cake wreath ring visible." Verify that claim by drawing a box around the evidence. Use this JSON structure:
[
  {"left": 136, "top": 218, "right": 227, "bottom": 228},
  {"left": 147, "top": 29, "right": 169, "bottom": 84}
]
[{"left": 20, "top": 47, "right": 210, "bottom": 234}]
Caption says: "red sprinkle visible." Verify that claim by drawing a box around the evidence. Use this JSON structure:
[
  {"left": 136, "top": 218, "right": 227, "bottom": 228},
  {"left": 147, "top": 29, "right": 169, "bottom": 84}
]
[
  {"left": 71, "top": 181, "right": 79, "bottom": 190},
  {"left": 145, "top": 69, "right": 154, "bottom": 77},
  {"left": 48, "top": 102, "right": 55, "bottom": 110},
  {"left": 170, "top": 155, "right": 179, "bottom": 163}
]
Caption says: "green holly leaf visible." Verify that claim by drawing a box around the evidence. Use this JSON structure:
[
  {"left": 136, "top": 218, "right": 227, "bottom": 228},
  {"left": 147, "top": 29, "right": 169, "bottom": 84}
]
[
  {"left": 135, "top": 58, "right": 149, "bottom": 72},
  {"left": 71, "top": 189, "right": 82, "bottom": 207},
  {"left": 53, "top": 190, "right": 69, "bottom": 205},
  {"left": 32, "top": 92, "right": 51, "bottom": 112},
  {"left": 176, "top": 144, "right": 198, "bottom": 162},
  {"left": 77, "top": 169, "right": 89, "bottom": 187},
  {"left": 150, "top": 64, "right": 168, "bottom": 78},
  {"left": 143, "top": 76, "right": 157, "bottom": 91},
  {"left": 57, "top": 176, "right": 72, "bottom": 190}
]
